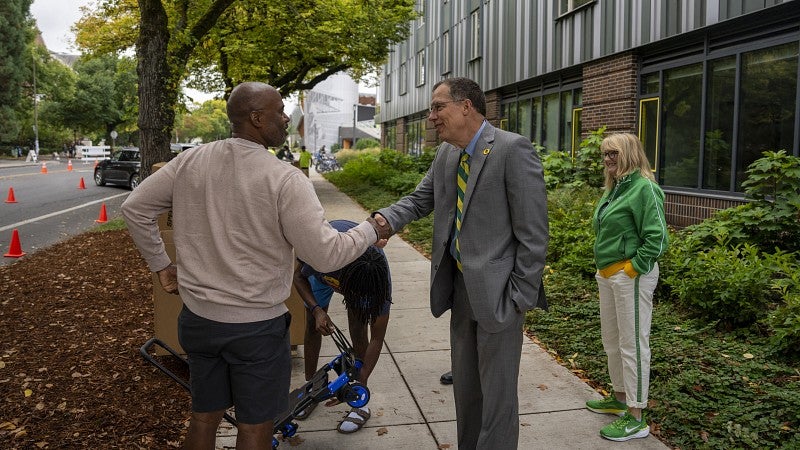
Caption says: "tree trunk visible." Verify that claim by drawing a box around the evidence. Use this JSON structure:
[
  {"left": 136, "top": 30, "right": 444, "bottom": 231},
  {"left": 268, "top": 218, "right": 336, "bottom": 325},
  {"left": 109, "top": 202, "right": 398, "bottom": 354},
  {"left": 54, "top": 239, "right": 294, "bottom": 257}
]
[{"left": 136, "top": 0, "right": 177, "bottom": 179}]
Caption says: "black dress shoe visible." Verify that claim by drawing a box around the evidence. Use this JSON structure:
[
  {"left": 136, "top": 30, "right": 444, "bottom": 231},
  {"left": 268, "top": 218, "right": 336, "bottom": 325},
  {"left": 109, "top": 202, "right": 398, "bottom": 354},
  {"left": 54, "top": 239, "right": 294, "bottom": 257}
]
[{"left": 440, "top": 371, "right": 453, "bottom": 385}]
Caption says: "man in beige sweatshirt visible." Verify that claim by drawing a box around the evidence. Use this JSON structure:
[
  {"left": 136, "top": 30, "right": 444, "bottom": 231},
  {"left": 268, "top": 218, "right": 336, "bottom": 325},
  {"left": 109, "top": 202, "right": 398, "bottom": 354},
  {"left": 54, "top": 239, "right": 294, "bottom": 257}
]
[{"left": 122, "top": 81, "right": 389, "bottom": 450}]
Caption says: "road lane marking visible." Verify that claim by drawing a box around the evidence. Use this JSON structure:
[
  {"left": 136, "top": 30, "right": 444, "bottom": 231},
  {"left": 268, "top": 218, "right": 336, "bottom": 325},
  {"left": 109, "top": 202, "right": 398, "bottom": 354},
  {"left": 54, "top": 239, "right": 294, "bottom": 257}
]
[{"left": 0, "top": 193, "right": 129, "bottom": 233}]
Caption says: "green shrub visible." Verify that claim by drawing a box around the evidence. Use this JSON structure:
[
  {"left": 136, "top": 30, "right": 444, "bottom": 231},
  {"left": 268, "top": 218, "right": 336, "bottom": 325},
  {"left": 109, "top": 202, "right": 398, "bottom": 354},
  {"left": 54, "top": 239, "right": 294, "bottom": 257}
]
[
  {"left": 541, "top": 150, "right": 573, "bottom": 189},
  {"left": 336, "top": 147, "right": 381, "bottom": 168},
  {"left": 739, "top": 150, "right": 800, "bottom": 252},
  {"left": 765, "top": 254, "right": 800, "bottom": 355},
  {"left": 572, "top": 126, "right": 606, "bottom": 188},
  {"left": 355, "top": 138, "right": 381, "bottom": 150},
  {"left": 664, "top": 244, "right": 780, "bottom": 326},
  {"left": 546, "top": 185, "right": 599, "bottom": 278},
  {"left": 540, "top": 126, "right": 605, "bottom": 189}
]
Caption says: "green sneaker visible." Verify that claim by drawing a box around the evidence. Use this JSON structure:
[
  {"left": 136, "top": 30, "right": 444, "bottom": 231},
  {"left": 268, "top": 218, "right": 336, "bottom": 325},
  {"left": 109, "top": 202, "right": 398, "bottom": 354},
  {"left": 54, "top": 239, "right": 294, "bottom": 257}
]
[
  {"left": 600, "top": 412, "right": 650, "bottom": 441},
  {"left": 585, "top": 396, "right": 627, "bottom": 416}
]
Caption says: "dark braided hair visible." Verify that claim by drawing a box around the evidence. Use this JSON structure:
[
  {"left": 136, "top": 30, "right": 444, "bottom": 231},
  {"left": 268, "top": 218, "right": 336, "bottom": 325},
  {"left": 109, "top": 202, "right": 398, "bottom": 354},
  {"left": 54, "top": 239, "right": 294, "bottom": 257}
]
[{"left": 339, "top": 246, "right": 391, "bottom": 325}]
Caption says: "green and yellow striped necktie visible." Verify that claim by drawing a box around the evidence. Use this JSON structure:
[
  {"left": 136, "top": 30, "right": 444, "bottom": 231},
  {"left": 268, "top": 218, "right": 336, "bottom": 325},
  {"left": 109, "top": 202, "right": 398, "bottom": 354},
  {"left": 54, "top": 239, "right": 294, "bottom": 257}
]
[{"left": 455, "top": 151, "right": 470, "bottom": 271}]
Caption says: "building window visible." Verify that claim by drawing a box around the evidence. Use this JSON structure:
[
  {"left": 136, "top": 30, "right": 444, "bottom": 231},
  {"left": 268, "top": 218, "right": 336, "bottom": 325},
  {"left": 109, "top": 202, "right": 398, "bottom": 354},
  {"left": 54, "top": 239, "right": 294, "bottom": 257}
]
[
  {"left": 406, "top": 117, "right": 426, "bottom": 156},
  {"left": 639, "top": 98, "right": 660, "bottom": 173},
  {"left": 703, "top": 57, "right": 735, "bottom": 190},
  {"left": 416, "top": 49, "right": 426, "bottom": 86},
  {"left": 736, "top": 42, "right": 797, "bottom": 190},
  {"left": 559, "top": 0, "right": 594, "bottom": 15},
  {"left": 541, "top": 93, "right": 560, "bottom": 151},
  {"left": 385, "top": 73, "right": 392, "bottom": 103},
  {"left": 417, "top": 0, "right": 426, "bottom": 28},
  {"left": 441, "top": 31, "right": 451, "bottom": 75},
  {"left": 519, "top": 99, "right": 532, "bottom": 140},
  {"left": 399, "top": 63, "right": 408, "bottom": 95},
  {"left": 385, "top": 124, "right": 397, "bottom": 150},
  {"left": 661, "top": 63, "right": 703, "bottom": 188},
  {"left": 470, "top": 9, "right": 481, "bottom": 60},
  {"left": 571, "top": 107, "right": 583, "bottom": 158}
]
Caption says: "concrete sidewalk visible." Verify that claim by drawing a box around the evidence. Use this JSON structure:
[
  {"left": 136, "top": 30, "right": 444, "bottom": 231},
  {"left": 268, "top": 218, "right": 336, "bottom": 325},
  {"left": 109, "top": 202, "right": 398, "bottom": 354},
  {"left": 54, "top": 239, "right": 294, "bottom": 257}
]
[{"left": 216, "top": 170, "right": 670, "bottom": 449}]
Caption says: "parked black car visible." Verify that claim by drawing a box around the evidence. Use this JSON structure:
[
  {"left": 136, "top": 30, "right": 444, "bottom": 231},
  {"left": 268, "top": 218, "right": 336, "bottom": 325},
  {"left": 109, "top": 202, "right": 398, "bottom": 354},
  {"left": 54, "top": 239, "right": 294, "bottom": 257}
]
[{"left": 94, "top": 147, "right": 140, "bottom": 189}]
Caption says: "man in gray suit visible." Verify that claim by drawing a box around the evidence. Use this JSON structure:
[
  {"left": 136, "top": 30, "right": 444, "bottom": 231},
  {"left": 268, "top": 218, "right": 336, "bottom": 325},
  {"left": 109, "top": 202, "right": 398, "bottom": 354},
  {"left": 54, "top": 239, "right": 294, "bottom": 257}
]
[{"left": 375, "top": 77, "right": 548, "bottom": 449}]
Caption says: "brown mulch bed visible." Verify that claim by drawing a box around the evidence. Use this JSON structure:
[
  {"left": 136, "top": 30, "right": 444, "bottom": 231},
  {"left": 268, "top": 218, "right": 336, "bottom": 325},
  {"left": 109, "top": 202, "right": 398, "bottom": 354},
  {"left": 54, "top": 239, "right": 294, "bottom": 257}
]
[{"left": 0, "top": 230, "right": 191, "bottom": 448}]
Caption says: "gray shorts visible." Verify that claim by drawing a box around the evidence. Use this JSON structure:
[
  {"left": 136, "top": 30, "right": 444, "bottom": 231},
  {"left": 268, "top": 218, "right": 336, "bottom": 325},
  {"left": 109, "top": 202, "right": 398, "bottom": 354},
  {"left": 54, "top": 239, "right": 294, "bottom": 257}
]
[{"left": 178, "top": 306, "right": 291, "bottom": 424}]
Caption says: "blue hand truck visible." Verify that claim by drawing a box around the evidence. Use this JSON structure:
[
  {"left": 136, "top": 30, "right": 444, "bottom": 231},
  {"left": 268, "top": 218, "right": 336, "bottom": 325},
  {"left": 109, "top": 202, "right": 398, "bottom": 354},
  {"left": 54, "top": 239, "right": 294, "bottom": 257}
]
[{"left": 139, "top": 323, "right": 370, "bottom": 448}]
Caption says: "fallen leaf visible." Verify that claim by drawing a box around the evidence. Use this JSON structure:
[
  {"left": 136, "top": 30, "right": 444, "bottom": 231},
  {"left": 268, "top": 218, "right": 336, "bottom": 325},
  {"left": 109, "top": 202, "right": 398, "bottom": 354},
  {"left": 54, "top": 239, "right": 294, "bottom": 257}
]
[
  {"left": 377, "top": 427, "right": 389, "bottom": 436},
  {"left": 438, "top": 445, "right": 452, "bottom": 449},
  {"left": 24, "top": 389, "right": 33, "bottom": 397},
  {"left": 743, "top": 353, "right": 754, "bottom": 359},
  {"left": 0, "top": 361, "right": 5, "bottom": 369},
  {"left": 286, "top": 435, "right": 304, "bottom": 446},
  {"left": 700, "top": 430, "right": 709, "bottom": 442},
  {"left": 537, "top": 384, "right": 548, "bottom": 390}
]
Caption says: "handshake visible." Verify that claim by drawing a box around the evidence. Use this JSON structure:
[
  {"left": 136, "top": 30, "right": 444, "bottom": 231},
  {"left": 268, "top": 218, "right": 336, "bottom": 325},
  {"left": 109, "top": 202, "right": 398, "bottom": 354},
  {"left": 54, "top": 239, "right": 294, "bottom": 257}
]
[{"left": 366, "top": 212, "right": 394, "bottom": 241}]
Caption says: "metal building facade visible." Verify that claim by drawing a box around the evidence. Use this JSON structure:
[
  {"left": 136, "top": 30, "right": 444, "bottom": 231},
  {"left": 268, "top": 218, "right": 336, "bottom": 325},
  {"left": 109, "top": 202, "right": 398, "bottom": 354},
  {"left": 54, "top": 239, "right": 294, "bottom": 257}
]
[{"left": 378, "top": 0, "right": 800, "bottom": 226}]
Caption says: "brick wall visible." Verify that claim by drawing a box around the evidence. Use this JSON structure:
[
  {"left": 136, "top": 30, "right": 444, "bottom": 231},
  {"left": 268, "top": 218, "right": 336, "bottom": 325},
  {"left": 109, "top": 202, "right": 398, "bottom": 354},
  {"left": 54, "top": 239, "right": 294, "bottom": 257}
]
[
  {"left": 485, "top": 90, "right": 501, "bottom": 128},
  {"left": 665, "top": 191, "right": 747, "bottom": 228},
  {"left": 582, "top": 52, "right": 639, "bottom": 135}
]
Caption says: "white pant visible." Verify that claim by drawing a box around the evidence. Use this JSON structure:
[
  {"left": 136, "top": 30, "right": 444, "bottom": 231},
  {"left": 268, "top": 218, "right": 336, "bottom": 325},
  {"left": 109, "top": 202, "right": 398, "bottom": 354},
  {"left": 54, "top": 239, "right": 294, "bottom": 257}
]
[{"left": 596, "top": 263, "right": 658, "bottom": 409}]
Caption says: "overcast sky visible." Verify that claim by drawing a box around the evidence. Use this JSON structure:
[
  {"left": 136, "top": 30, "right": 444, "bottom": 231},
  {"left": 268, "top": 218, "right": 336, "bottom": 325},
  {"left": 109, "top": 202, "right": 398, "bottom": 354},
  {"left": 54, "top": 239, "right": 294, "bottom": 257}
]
[{"left": 30, "top": 0, "right": 89, "bottom": 54}]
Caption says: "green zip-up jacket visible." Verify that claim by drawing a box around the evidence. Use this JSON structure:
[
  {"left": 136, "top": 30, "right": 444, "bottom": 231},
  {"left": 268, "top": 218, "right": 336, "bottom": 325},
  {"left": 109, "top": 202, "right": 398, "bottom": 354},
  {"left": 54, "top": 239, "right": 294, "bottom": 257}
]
[{"left": 592, "top": 171, "right": 669, "bottom": 275}]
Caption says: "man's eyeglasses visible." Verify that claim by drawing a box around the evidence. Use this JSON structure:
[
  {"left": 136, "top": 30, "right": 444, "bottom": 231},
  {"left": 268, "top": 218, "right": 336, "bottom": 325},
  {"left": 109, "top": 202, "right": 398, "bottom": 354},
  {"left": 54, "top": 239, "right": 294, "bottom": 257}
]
[
  {"left": 429, "top": 100, "right": 463, "bottom": 114},
  {"left": 602, "top": 151, "right": 619, "bottom": 160}
]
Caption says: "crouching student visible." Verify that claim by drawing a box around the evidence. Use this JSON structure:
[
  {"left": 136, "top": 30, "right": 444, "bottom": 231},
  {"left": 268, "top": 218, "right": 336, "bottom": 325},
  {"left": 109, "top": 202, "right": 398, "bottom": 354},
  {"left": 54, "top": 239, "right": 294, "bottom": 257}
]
[{"left": 293, "top": 219, "right": 392, "bottom": 434}]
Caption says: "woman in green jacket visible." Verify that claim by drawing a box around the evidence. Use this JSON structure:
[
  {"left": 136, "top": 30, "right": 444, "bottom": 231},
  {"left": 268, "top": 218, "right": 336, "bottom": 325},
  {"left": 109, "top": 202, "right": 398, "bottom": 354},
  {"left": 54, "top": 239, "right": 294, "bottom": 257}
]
[{"left": 585, "top": 133, "right": 668, "bottom": 442}]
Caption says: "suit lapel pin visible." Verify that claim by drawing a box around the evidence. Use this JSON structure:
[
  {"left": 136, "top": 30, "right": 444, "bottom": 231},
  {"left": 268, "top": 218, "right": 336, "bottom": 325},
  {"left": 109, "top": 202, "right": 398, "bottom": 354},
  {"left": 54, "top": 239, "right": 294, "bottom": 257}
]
[{"left": 482, "top": 148, "right": 491, "bottom": 155}]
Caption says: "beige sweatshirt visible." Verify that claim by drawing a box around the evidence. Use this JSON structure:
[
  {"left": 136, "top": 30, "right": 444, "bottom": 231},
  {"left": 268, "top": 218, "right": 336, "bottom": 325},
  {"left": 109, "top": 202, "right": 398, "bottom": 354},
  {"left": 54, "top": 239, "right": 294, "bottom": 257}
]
[{"left": 121, "top": 138, "right": 377, "bottom": 323}]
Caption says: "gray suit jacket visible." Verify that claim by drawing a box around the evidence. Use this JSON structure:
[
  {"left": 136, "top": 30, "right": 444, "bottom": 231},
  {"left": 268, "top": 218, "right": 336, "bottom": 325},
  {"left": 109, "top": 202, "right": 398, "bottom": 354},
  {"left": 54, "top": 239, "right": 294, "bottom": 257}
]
[{"left": 378, "top": 123, "right": 548, "bottom": 333}]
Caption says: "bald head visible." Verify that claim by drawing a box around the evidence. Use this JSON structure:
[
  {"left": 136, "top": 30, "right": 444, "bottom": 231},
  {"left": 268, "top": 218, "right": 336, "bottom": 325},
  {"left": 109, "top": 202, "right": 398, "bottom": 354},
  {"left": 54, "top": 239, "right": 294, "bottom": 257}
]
[
  {"left": 227, "top": 82, "right": 289, "bottom": 148},
  {"left": 228, "top": 82, "right": 277, "bottom": 129}
]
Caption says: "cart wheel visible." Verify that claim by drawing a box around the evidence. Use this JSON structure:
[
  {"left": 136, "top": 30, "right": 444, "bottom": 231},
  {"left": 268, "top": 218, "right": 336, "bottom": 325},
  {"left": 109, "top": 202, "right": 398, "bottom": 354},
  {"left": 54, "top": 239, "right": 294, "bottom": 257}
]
[{"left": 346, "top": 382, "right": 370, "bottom": 408}]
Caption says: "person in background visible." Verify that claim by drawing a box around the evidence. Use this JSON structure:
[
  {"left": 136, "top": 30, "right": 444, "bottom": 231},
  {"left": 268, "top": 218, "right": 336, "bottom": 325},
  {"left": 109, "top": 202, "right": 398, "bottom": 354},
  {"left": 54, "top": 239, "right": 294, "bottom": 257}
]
[
  {"left": 292, "top": 219, "right": 392, "bottom": 434},
  {"left": 298, "top": 145, "right": 312, "bottom": 177},
  {"left": 121, "top": 81, "right": 391, "bottom": 450},
  {"left": 585, "top": 133, "right": 668, "bottom": 442},
  {"left": 276, "top": 144, "right": 289, "bottom": 160},
  {"left": 374, "top": 77, "right": 548, "bottom": 449}
]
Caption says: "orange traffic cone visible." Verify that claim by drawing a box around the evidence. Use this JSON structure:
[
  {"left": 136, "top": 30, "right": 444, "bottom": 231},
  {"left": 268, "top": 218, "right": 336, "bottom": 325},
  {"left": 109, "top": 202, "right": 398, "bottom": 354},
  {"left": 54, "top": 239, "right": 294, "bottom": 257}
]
[
  {"left": 78, "top": 177, "right": 86, "bottom": 190},
  {"left": 4, "top": 229, "right": 26, "bottom": 258},
  {"left": 5, "top": 187, "right": 17, "bottom": 203},
  {"left": 41, "top": 162, "right": 48, "bottom": 174},
  {"left": 95, "top": 203, "right": 108, "bottom": 223},
  {"left": 67, "top": 160, "right": 73, "bottom": 171}
]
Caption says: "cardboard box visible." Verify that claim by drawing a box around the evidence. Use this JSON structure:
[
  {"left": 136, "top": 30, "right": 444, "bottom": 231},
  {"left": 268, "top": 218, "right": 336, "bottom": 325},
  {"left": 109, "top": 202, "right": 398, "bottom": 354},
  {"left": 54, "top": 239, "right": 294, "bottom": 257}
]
[
  {"left": 152, "top": 230, "right": 183, "bottom": 355},
  {"left": 285, "top": 283, "right": 307, "bottom": 346}
]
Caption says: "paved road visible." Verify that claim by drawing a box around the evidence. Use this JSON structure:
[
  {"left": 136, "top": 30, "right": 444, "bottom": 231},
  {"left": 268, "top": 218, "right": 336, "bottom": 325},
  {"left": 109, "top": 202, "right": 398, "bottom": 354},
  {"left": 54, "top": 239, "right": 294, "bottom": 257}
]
[{"left": 0, "top": 159, "right": 129, "bottom": 266}]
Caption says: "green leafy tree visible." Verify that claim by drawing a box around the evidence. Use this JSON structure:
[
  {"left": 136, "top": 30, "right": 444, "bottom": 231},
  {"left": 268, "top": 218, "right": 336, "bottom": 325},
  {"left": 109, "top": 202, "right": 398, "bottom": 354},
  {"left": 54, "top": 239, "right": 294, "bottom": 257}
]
[
  {"left": 175, "top": 99, "right": 229, "bottom": 143},
  {"left": 52, "top": 54, "right": 138, "bottom": 147},
  {"left": 13, "top": 42, "right": 77, "bottom": 151},
  {"left": 0, "top": 0, "right": 34, "bottom": 142},
  {"left": 75, "top": 0, "right": 417, "bottom": 178}
]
